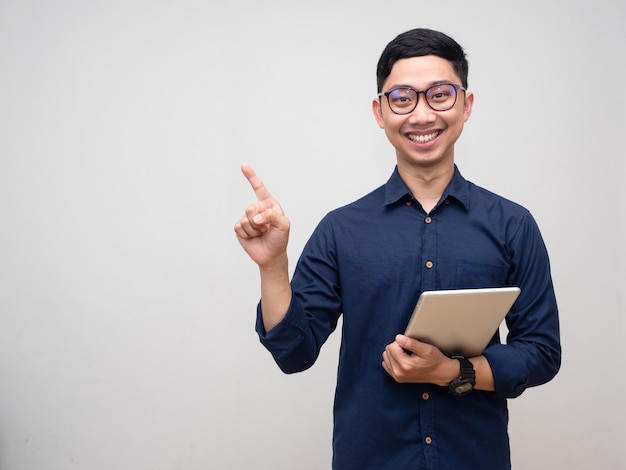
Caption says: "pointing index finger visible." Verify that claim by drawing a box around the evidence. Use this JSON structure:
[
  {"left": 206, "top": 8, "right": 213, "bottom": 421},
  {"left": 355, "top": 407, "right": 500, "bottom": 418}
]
[{"left": 241, "top": 163, "right": 272, "bottom": 201}]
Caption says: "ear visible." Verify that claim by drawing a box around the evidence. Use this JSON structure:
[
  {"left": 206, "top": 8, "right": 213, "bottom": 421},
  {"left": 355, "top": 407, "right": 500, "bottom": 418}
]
[
  {"left": 462, "top": 91, "right": 474, "bottom": 123},
  {"left": 372, "top": 97, "right": 385, "bottom": 129}
]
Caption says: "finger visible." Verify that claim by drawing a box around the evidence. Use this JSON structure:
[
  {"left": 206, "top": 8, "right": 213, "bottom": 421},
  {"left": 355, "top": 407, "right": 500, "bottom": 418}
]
[
  {"left": 234, "top": 218, "right": 257, "bottom": 240},
  {"left": 381, "top": 351, "right": 393, "bottom": 374},
  {"left": 245, "top": 204, "right": 267, "bottom": 228},
  {"left": 381, "top": 357, "right": 390, "bottom": 375},
  {"left": 382, "top": 348, "right": 405, "bottom": 380},
  {"left": 234, "top": 221, "right": 250, "bottom": 239},
  {"left": 396, "top": 335, "right": 440, "bottom": 360},
  {"left": 235, "top": 218, "right": 265, "bottom": 239},
  {"left": 384, "top": 344, "right": 401, "bottom": 365},
  {"left": 236, "top": 206, "right": 270, "bottom": 237},
  {"left": 241, "top": 163, "right": 272, "bottom": 202}
]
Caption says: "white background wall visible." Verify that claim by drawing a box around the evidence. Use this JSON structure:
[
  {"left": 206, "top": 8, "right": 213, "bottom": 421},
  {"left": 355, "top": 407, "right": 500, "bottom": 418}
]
[{"left": 1, "top": 0, "right": 624, "bottom": 468}]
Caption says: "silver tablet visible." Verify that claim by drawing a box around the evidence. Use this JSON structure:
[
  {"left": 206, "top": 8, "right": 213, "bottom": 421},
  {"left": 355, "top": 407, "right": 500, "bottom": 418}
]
[{"left": 404, "top": 287, "right": 521, "bottom": 357}]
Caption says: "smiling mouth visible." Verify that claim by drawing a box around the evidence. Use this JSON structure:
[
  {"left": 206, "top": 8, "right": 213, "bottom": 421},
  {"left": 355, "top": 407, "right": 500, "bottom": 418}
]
[{"left": 408, "top": 131, "right": 440, "bottom": 144}]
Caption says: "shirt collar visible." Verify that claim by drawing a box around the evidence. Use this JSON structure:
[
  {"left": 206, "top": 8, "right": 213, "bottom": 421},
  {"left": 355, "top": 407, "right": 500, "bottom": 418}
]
[{"left": 383, "top": 165, "right": 470, "bottom": 210}]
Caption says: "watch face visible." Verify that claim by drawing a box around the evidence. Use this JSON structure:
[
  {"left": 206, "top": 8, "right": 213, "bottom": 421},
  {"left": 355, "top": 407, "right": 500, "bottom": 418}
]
[{"left": 455, "top": 382, "right": 473, "bottom": 395}]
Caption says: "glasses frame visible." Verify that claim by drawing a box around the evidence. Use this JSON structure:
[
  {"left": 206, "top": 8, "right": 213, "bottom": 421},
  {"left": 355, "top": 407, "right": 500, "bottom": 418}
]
[{"left": 377, "top": 84, "right": 467, "bottom": 114}]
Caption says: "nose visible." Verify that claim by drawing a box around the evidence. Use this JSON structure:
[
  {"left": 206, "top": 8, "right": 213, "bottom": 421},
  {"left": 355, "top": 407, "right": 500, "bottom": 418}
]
[{"left": 408, "top": 92, "right": 436, "bottom": 123}]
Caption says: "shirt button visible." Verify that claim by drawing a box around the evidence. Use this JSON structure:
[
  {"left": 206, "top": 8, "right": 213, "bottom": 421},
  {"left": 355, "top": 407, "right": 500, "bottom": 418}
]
[
  {"left": 425, "top": 261, "right": 433, "bottom": 269},
  {"left": 425, "top": 437, "right": 433, "bottom": 445},
  {"left": 422, "top": 393, "right": 430, "bottom": 400},
  {"left": 425, "top": 216, "right": 432, "bottom": 224},
  {"left": 405, "top": 201, "right": 412, "bottom": 206}
]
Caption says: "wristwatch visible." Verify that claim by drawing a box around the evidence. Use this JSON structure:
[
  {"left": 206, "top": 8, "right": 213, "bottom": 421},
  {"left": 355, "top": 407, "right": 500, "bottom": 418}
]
[{"left": 449, "top": 356, "right": 476, "bottom": 397}]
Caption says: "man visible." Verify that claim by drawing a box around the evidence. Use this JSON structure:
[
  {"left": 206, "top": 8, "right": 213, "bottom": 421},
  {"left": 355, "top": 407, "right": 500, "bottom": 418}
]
[{"left": 234, "top": 28, "right": 561, "bottom": 470}]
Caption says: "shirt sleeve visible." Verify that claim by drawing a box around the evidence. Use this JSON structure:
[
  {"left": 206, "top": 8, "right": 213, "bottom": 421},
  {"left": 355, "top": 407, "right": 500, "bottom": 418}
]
[
  {"left": 483, "top": 211, "right": 561, "bottom": 398},
  {"left": 255, "top": 215, "right": 342, "bottom": 374}
]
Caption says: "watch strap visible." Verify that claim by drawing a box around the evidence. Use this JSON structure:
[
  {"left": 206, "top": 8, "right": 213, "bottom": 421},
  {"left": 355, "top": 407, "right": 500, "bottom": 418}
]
[
  {"left": 449, "top": 355, "right": 476, "bottom": 396},
  {"left": 453, "top": 355, "right": 475, "bottom": 381}
]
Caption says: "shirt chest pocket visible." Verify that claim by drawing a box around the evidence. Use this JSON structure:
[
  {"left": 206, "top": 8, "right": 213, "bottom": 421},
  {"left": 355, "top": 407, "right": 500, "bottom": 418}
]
[{"left": 454, "top": 259, "right": 510, "bottom": 288}]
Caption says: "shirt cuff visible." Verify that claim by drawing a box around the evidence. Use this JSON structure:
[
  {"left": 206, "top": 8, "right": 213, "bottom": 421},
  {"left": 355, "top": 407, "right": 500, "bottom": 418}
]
[
  {"left": 254, "top": 297, "right": 314, "bottom": 374},
  {"left": 483, "top": 344, "right": 529, "bottom": 398}
]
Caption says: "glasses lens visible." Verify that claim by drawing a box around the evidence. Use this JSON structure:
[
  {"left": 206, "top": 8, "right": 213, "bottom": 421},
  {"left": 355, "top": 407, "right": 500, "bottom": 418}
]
[
  {"left": 426, "top": 84, "right": 458, "bottom": 111},
  {"left": 387, "top": 88, "right": 418, "bottom": 114}
]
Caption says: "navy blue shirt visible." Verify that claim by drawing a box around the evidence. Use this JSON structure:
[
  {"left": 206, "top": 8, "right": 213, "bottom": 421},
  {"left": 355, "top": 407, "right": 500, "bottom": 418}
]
[{"left": 256, "top": 166, "right": 561, "bottom": 470}]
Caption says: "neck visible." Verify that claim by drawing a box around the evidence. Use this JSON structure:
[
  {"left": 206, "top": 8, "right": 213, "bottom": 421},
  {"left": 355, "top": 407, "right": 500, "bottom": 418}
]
[{"left": 397, "top": 163, "right": 455, "bottom": 213}]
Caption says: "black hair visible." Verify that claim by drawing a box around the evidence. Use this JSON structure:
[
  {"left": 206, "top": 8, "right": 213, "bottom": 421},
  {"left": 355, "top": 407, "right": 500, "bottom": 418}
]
[{"left": 376, "top": 28, "right": 469, "bottom": 92}]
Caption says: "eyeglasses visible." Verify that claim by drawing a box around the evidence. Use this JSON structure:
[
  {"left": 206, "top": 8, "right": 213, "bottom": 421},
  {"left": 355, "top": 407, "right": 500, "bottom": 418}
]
[{"left": 378, "top": 84, "right": 466, "bottom": 114}]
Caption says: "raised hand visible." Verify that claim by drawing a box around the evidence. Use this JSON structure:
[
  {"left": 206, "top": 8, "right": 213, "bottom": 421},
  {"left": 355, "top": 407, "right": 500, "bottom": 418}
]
[{"left": 234, "top": 164, "right": 291, "bottom": 267}]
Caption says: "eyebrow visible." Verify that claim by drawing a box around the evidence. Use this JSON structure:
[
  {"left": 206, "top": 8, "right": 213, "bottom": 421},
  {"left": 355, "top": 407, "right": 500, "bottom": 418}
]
[{"left": 386, "top": 80, "right": 454, "bottom": 90}]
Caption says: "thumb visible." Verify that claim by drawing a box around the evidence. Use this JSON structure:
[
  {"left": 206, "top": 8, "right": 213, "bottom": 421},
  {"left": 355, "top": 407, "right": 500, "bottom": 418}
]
[
  {"left": 395, "top": 334, "right": 422, "bottom": 354},
  {"left": 254, "top": 208, "right": 290, "bottom": 233}
]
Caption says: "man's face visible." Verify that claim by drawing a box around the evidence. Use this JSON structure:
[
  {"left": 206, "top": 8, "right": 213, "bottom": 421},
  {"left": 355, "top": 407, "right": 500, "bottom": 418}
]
[{"left": 373, "top": 55, "right": 473, "bottom": 171}]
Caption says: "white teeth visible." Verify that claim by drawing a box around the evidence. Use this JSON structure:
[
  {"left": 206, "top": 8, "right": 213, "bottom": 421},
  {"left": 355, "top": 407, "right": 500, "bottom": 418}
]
[{"left": 409, "top": 131, "right": 439, "bottom": 143}]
